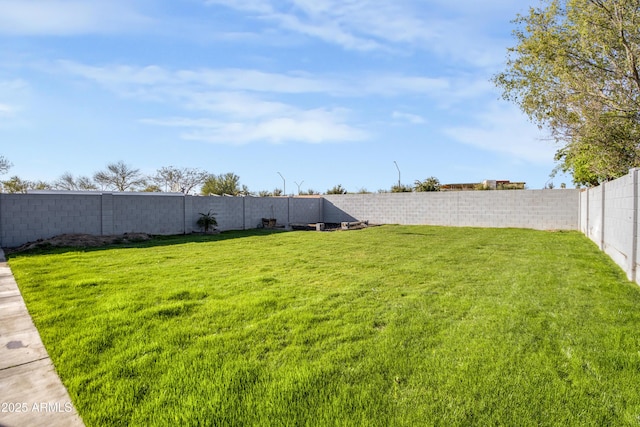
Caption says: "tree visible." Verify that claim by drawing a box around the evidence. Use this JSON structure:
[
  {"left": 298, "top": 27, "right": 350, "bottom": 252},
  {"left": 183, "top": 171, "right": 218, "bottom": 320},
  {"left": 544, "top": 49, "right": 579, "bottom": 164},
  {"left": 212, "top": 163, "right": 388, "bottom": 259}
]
[
  {"left": 142, "top": 184, "right": 163, "bottom": 192},
  {"left": 54, "top": 172, "right": 98, "bottom": 191},
  {"left": 414, "top": 177, "right": 441, "bottom": 192},
  {"left": 494, "top": 0, "right": 640, "bottom": 185},
  {"left": 93, "top": 161, "right": 147, "bottom": 191},
  {"left": 31, "top": 180, "right": 52, "bottom": 191},
  {"left": 326, "top": 184, "right": 347, "bottom": 194},
  {"left": 2, "top": 176, "right": 30, "bottom": 193},
  {"left": 201, "top": 172, "right": 242, "bottom": 196},
  {"left": 391, "top": 183, "right": 412, "bottom": 193},
  {"left": 0, "top": 156, "right": 12, "bottom": 175},
  {"left": 152, "top": 166, "right": 209, "bottom": 194}
]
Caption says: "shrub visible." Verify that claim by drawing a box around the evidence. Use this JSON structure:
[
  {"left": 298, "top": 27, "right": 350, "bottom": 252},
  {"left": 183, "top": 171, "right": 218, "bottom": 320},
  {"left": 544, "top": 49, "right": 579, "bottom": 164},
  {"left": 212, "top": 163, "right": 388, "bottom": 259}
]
[{"left": 196, "top": 211, "right": 218, "bottom": 233}]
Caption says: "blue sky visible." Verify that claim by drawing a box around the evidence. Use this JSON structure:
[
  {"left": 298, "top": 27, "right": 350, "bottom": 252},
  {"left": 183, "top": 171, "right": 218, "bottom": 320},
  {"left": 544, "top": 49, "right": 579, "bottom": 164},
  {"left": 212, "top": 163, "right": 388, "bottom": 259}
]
[{"left": 0, "top": 0, "right": 572, "bottom": 194}]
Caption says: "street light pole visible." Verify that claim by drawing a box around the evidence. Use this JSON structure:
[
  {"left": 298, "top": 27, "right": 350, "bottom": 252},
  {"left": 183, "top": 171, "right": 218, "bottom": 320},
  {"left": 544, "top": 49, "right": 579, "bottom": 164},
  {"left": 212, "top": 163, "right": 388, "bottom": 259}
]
[
  {"left": 294, "top": 180, "right": 304, "bottom": 195},
  {"left": 277, "top": 172, "right": 286, "bottom": 196},
  {"left": 394, "top": 161, "right": 401, "bottom": 188}
]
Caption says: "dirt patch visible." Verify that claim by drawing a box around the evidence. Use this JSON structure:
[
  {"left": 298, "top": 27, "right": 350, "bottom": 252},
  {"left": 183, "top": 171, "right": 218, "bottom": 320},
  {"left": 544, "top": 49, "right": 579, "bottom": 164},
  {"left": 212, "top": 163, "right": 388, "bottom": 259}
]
[{"left": 5, "top": 233, "right": 152, "bottom": 254}]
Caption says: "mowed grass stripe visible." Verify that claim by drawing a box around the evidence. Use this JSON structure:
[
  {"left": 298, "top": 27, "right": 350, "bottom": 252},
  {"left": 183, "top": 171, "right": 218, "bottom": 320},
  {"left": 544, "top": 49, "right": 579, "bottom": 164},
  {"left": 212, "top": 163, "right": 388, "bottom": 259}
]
[{"left": 8, "top": 225, "right": 640, "bottom": 426}]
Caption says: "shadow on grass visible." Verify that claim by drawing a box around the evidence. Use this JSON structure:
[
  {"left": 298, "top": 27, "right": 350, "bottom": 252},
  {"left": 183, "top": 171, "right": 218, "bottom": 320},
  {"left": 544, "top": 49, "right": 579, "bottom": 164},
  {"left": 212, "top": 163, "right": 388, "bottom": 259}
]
[{"left": 4, "top": 228, "right": 291, "bottom": 259}]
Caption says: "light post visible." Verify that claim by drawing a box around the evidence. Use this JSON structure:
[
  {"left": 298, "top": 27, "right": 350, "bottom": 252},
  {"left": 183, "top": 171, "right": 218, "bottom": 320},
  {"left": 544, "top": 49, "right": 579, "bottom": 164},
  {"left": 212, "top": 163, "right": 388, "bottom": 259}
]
[
  {"left": 294, "top": 180, "right": 304, "bottom": 195},
  {"left": 277, "top": 172, "right": 286, "bottom": 196},
  {"left": 394, "top": 161, "right": 401, "bottom": 188}
]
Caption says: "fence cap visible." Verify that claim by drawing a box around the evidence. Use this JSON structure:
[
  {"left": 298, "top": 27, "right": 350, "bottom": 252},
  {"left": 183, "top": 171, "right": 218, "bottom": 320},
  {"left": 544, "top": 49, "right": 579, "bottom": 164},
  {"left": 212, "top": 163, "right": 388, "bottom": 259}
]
[{"left": 25, "top": 190, "right": 187, "bottom": 196}]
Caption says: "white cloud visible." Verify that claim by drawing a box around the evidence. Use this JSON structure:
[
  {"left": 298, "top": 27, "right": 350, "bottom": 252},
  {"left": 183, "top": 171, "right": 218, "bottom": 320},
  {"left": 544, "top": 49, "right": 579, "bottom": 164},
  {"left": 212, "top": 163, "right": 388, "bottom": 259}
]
[
  {"left": 0, "top": 78, "right": 30, "bottom": 94},
  {"left": 0, "top": 103, "right": 17, "bottom": 116},
  {"left": 0, "top": 102, "right": 24, "bottom": 128},
  {"left": 202, "top": 0, "right": 519, "bottom": 68},
  {"left": 361, "top": 75, "right": 450, "bottom": 96},
  {"left": 54, "top": 60, "right": 488, "bottom": 146},
  {"left": 392, "top": 111, "right": 426, "bottom": 124},
  {"left": 57, "top": 60, "right": 452, "bottom": 99},
  {"left": 443, "top": 102, "right": 557, "bottom": 165},
  {"left": 142, "top": 108, "right": 368, "bottom": 145},
  {"left": 57, "top": 61, "right": 336, "bottom": 95},
  {"left": 0, "top": 0, "right": 152, "bottom": 36},
  {"left": 180, "top": 92, "right": 293, "bottom": 118},
  {"left": 175, "top": 69, "right": 337, "bottom": 94},
  {"left": 0, "top": 78, "right": 30, "bottom": 127},
  {"left": 204, "top": 0, "right": 437, "bottom": 52},
  {"left": 58, "top": 61, "right": 171, "bottom": 87}
]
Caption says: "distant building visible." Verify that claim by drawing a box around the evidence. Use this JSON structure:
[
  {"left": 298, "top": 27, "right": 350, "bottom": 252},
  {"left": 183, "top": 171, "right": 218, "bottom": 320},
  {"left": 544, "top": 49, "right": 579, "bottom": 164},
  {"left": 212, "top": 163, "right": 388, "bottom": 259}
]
[{"left": 441, "top": 180, "right": 526, "bottom": 191}]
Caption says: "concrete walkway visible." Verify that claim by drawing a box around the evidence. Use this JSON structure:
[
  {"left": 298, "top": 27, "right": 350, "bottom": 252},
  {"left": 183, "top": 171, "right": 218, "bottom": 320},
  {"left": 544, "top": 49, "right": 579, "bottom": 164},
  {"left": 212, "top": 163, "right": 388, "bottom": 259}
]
[{"left": 0, "top": 249, "right": 84, "bottom": 427}]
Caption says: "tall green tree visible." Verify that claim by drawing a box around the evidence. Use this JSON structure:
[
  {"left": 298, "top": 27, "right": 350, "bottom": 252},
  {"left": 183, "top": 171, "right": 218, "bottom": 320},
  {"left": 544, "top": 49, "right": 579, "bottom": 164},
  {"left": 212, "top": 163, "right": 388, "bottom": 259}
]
[
  {"left": 494, "top": 0, "right": 640, "bottom": 185},
  {"left": 201, "top": 172, "right": 242, "bottom": 196}
]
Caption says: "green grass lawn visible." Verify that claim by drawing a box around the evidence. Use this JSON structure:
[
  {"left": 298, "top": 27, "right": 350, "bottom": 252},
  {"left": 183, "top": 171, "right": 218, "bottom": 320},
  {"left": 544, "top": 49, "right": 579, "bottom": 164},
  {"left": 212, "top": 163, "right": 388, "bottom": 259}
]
[{"left": 8, "top": 225, "right": 640, "bottom": 426}]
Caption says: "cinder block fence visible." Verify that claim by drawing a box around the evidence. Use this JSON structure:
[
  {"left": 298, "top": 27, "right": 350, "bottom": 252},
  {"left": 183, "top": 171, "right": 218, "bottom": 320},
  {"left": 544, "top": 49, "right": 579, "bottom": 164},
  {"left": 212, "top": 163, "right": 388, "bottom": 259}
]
[
  {"left": 0, "top": 193, "right": 323, "bottom": 248},
  {"left": 0, "top": 189, "right": 579, "bottom": 249},
  {"left": 580, "top": 169, "right": 639, "bottom": 283},
  {"left": 323, "top": 189, "right": 579, "bottom": 230},
  {"left": 1, "top": 171, "right": 638, "bottom": 286}
]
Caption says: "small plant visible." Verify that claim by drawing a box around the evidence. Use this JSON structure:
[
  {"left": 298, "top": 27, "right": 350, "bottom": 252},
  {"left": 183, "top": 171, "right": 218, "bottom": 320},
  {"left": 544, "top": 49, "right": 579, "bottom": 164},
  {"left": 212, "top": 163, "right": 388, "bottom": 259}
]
[
  {"left": 326, "top": 184, "right": 347, "bottom": 194},
  {"left": 196, "top": 211, "right": 218, "bottom": 233},
  {"left": 390, "top": 183, "right": 413, "bottom": 193}
]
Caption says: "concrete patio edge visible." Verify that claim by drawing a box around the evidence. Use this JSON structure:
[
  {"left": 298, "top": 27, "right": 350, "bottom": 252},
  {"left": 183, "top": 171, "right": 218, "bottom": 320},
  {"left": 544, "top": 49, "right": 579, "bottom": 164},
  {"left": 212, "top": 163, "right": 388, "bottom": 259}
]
[{"left": 0, "top": 248, "right": 85, "bottom": 427}]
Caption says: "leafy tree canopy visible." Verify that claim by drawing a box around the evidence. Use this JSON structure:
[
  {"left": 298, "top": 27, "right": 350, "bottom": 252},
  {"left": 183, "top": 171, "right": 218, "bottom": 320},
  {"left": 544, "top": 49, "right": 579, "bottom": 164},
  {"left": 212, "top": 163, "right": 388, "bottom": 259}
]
[
  {"left": 415, "top": 177, "right": 441, "bottom": 192},
  {"left": 201, "top": 172, "right": 243, "bottom": 196},
  {"left": 1, "top": 176, "right": 50, "bottom": 193},
  {"left": 494, "top": 0, "right": 640, "bottom": 185}
]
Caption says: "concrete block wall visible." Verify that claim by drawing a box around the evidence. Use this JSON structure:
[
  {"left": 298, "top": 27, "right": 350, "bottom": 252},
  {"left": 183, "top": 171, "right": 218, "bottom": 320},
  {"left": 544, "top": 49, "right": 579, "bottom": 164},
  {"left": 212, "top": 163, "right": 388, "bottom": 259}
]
[
  {"left": 459, "top": 190, "right": 579, "bottom": 229},
  {"left": 289, "top": 197, "right": 323, "bottom": 225},
  {"left": 324, "top": 189, "right": 580, "bottom": 230},
  {"left": 2, "top": 190, "right": 578, "bottom": 249},
  {"left": 0, "top": 193, "right": 324, "bottom": 247},
  {"left": 111, "top": 193, "right": 187, "bottom": 235},
  {"left": 0, "top": 193, "right": 102, "bottom": 247},
  {"left": 581, "top": 169, "right": 639, "bottom": 283},
  {"left": 603, "top": 175, "right": 636, "bottom": 272},
  {"left": 187, "top": 196, "right": 321, "bottom": 231},
  {"left": 6, "top": 183, "right": 640, "bottom": 287},
  {"left": 637, "top": 176, "right": 640, "bottom": 282},
  {"left": 582, "top": 185, "right": 604, "bottom": 246},
  {"left": 243, "top": 197, "right": 290, "bottom": 229},
  {"left": 191, "top": 196, "right": 244, "bottom": 232}
]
